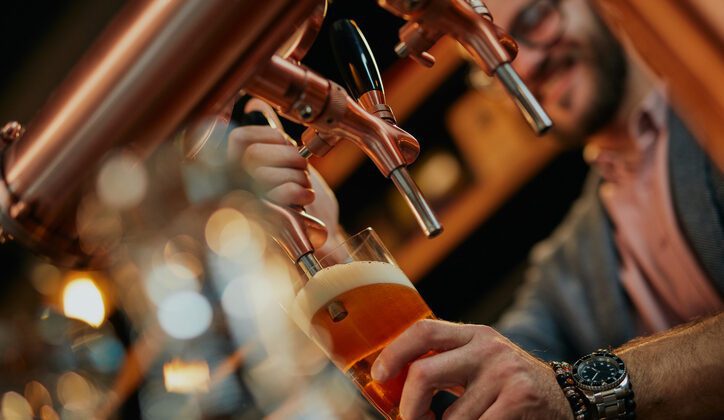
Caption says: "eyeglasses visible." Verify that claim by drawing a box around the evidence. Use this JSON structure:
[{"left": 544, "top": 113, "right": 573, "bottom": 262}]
[{"left": 509, "top": 0, "right": 565, "bottom": 49}]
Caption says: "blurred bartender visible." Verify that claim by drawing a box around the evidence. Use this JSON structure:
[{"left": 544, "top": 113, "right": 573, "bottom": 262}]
[{"left": 233, "top": 0, "right": 724, "bottom": 418}]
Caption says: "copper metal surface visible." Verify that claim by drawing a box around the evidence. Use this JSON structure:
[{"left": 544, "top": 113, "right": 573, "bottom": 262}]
[
  {"left": 380, "top": 0, "right": 510, "bottom": 73},
  {"left": 359, "top": 90, "right": 397, "bottom": 123},
  {"left": 379, "top": 0, "right": 551, "bottom": 134},
  {"left": 247, "top": 55, "right": 443, "bottom": 236},
  {"left": 263, "top": 201, "right": 327, "bottom": 265},
  {"left": 0, "top": 0, "right": 320, "bottom": 265},
  {"left": 247, "top": 55, "right": 420, "bottom": 176},
  {"left": 279, "top": 2, "right": 328, "bottom": 63}
]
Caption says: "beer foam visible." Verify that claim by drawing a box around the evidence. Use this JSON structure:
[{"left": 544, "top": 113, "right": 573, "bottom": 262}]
[{"left": 288, "top": 261, "right": 413, "bottom": 333}]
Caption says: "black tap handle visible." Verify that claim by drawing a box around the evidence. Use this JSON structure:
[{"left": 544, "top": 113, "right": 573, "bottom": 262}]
[{"left": 330, "top": 19, "right": 384, "bottom": 99}]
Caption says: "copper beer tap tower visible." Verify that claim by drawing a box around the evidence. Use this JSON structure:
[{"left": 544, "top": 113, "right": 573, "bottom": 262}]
[{"left": 0, "top": 0, "right": 550, "bottom": 275}]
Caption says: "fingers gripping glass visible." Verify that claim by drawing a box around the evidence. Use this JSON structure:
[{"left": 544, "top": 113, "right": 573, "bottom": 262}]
[
  {"left": 509, "top": 0, "right": 565, "bottom": 49},
  {"left": 287, "top": 228, "right": 434, "bottom": 419}
]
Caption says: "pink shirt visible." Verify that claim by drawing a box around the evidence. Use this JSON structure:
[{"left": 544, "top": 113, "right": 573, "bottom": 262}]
[{"left": 585, "top": 90, "right": 724, "bottom": 334}]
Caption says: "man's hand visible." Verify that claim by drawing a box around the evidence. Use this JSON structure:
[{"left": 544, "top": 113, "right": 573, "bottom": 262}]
[
  {"left": 371, "top": 319, "right": 572, "bottom": 420},
  {"left": 227, "top": 98, "right": 343, "bottom": 254}
]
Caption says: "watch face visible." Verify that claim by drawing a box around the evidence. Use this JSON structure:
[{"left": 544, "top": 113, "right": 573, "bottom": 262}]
[{"left": 573, "top": 354, "right": 626, "bottom": 391}]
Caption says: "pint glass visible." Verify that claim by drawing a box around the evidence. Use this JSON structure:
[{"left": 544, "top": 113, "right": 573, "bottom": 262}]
[{"left": 289, "top": 228, "right": 433, "bottom": 419}]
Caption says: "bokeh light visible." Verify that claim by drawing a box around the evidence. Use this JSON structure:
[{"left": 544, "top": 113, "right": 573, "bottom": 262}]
[
  {"left": 76, "top": 195, "right": 123, "bottom": 255},
  {"left": 23, "top": 381, "right": 52, "bottom": 416},
  {"left": 96, "top": 152, "right": 148, "bottom": 210},
  {"left": 57, "top": 372, "right": 97, "bottom": 412},
  {"left": 62, "top": 278, "right": 106, "bottom": 328},
  {"left": 30, "top": 263, "right": 62, "bottom": 296},
  {"left": 205, "top": 208, "right": 267, "bottom": 263},
  {"left": 1, "top": 392, "right": 32, "bottom": 420},
  {"left": 157, "top": 291, "right": 213, "bottom": 340},
  {"left": 415, "top": 151, "right": 462, "bottom": 200},
  {"left": 143, "top": 263, "right": 200, "bottom": 306},
  {"left": 163, "top": 359, "right": 211, "bottom": 394},
  {"left": 163, "top": 235, "right": 204, "bottom": 279},
  {"left": 39, "top": 405, "right": 59, "bottom": 420}
]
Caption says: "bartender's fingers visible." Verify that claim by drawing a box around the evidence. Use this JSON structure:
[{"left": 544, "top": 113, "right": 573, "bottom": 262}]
[
  {"left": 478, "top": 391, "right": 520, "bottom": 420},
  {"left": 251, "top": 167, "right": 312, "bottom": 191},
  {"left": 398, "top": 349, "right": 471, "bottom": 420},
  {"left": 244, "top": 98, "right": 285, "bottom": 130},
  {"left": 441, "top": 378, "right": 500, "bottom": 420},
  {"left": 266, "top": 183, "right": 315, "bottom": 207},
  {"left": 228, "top": 126, "right": 289, "bottom": 161},
  {"left": 372, "top": 320, "right": 474, "bottom": 382},
  {"left": 243, "top": 143, "right": 308, "bottom": 173}
]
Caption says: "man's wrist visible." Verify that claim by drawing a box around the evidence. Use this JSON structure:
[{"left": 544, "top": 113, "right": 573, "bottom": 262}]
[{"left": 550, "top": 361, "right": 590, "bottom": 420}]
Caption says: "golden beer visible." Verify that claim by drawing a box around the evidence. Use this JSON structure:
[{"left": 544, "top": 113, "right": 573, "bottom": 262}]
[{"left": 291, "top": 260, "right": 433, "bottom": 419}]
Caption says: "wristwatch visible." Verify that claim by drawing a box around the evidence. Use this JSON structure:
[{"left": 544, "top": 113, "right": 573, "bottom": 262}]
[{"left": 572, "top": 349, "right": 636, "bottom": 419}]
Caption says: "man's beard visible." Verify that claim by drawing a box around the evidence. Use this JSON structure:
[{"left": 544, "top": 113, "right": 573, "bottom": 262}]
[
  {"left": 554, "top": 13, "right": 628, "bottom": 147},
  {"left": 580, "top": 15, "right": 627, "bottom": 136}
]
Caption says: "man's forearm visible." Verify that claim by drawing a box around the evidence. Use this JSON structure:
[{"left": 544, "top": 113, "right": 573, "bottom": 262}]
[{"left": 616, "top": 312, "right": 724, "bottom": 418}]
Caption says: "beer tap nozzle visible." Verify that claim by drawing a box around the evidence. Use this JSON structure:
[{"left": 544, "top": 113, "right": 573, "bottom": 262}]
[
  {"left": 247, "top": 55, "right": 442, "bottom": 238},
  {"left": 240, "top": 111, "right": 324, "bottom": 278}
]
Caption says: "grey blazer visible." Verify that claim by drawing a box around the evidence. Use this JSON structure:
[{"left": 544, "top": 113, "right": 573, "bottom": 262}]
[{"left": 496, "top": 111, "right": 724, "bottom": 362}]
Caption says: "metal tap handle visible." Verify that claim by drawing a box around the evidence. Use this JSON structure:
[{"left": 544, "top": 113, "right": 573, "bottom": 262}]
[
  {"left": 240, "top": 111, "right": 324, "bottom": 277},
  {"left": 329, "top": 22, "right": 441, "bottom": 237},
  {"left": 330, "top": 19, "right": 397, "bottom": 124},
  {"left": 330, "top": 19, "right": 384, "bottom": 99}
]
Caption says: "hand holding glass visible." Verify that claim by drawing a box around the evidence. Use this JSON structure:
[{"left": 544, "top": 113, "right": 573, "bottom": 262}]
[{"left": 288, "top": 228, "right": 434, "bottom": 419}]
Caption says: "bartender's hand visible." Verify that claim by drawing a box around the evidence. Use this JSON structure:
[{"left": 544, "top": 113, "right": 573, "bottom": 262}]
[
  {"left": 372, "top": 319, "right": 572, "bottom": 420},
  {"left": 227, "top": 98, "right": 343, "bottom": 253}
]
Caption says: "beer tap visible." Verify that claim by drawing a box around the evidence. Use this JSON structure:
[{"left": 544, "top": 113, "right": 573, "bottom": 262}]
[
  {"left": 378, "top": 0, "right": 553, "bottom": 135},
  {"left": 328, "top": 19, "right": 441, "bottom": 239},
  {"left": 245, "top": 53, "right": 443, "bottom": 238},
  {"left": 0, "top": 0, "right": 325, "bottom": 266},
  {"left": 238, "top": 110, "right": 326, "bottom": 278}
]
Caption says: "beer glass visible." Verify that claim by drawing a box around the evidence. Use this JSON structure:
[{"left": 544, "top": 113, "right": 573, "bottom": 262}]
[{"left": 288, "top": 227, "right": 434, "bottom": 419}]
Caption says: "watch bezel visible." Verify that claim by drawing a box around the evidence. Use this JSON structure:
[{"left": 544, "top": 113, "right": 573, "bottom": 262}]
[{"left": 572, "top": 350, "right": 627, "bottom": 392}]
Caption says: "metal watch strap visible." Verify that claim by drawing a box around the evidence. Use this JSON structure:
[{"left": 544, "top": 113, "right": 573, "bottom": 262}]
[{"left": 592, "top": 382, "right": 635, "bottom": 420}]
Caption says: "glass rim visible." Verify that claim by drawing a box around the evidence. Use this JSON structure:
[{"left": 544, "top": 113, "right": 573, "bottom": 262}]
[{"left": 317, "top": 227, "right": 378, "bottom": 266}]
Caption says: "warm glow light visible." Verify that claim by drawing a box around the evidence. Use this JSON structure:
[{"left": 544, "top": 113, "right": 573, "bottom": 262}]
[
  {"left": 39, "top": 405, "right": 60, "bottom": 420},
  {"left": 144, "top": 263, "right": 199, "bottom": 305},
  {"left": 62, "top": 278, "right": 106, "bottom": 328},
  {"left": 1, "top": 392, "right": 32, "bottom": 420},
  {"left": 24, "top": 381, "right": 52, "bottom": 415},
  {"left": 96, "top": 152, "right": 148, "bottom": 210},
  {"left": 415, "top": 152, "right": 462, "bottom": 200},
  {"left": 205, "top": 208, "right": 250, "bottom": 257},
  {"left": 30, "top": 264, "right": 62, "bottom": 296},
  {"left": 57, "top": 372, "right": 96, "bottom": 411},
  {"left": 163, "top": 359, "right": 210, "bottom": 394}
]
